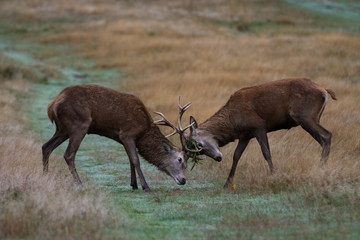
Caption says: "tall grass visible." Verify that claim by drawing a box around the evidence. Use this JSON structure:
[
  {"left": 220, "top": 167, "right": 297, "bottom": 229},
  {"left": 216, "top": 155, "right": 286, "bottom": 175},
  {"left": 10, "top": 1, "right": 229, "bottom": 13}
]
[{"left": 0, "top": 56, "right": 112, "bottom": 239}]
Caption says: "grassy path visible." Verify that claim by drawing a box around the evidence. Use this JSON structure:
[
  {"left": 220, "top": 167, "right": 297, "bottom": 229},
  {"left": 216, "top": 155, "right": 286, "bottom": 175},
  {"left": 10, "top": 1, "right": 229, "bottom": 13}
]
[{"left": 3, "top": 39, "right": 356, "bottom": 240}]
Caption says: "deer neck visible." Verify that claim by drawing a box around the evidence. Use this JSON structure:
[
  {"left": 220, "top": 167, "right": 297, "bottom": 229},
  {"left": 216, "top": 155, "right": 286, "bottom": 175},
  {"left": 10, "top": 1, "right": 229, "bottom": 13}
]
[
  {"left": 200, "top": 110, "right": 237, "bottom": 147},
  {"left": 136, "top": 125, "right": 170, "bottom": 170}
]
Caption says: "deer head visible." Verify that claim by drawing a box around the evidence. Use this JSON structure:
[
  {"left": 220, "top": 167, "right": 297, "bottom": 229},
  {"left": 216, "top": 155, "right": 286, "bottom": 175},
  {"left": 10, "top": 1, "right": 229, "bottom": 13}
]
[
  {"left": 159, "top": 141, "right": 187, "bottom": 184},
  {"left": 188, "top": 116, "right": 223, "bottom": 162}
]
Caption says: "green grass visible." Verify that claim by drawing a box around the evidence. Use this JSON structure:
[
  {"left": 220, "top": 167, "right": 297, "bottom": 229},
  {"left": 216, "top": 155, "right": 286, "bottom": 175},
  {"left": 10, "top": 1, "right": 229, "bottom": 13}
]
[
  {"left": 102, "top": 185, "right": 360, "bottom": 239},
  {"left": 287, "top": 0, "right": 360, "bottom": 32}
]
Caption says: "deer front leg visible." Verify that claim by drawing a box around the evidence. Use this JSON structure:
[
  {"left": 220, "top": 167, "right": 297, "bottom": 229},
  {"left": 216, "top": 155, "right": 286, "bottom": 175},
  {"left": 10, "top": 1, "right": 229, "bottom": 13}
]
[
  {"left": 224, "top": 139, "right": 250, "bottom": 188},
  {"left": 122, "top": 139, "right": 151, "bottom": 192},
  {"left": 129, "top": 160, "right": 138, "bottom": 190}
]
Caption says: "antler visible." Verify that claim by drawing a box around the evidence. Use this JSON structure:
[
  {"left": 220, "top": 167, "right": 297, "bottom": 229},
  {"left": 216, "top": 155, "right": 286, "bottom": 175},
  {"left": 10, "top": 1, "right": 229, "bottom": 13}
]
[
  {"left": 177, "top": 97, "right": 194, "bottom": 133},
  {"left": 154, "top": 96, "right": 201, "bottom": 153},
  {"left": 153, "top": 111, "right": 180, "bottom": 138}
]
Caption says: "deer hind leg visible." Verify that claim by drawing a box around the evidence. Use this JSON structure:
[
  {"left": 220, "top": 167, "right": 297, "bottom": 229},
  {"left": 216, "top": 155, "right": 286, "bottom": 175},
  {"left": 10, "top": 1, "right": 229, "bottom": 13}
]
[
  {"left": 63, "top": 125, "right": 89, "bottom": 185},
  {"left": 255, "top": 130, "right": 275, "bottom": 174},
  {"left": 291, "top": 92, "right": 332, "bottom": 164},
  {"left": 298, "top": 119, "right": 332, "bottom": 164},
  {"left": 224, "top": 139, "right": 250, "bottom": 188},
  {"left": 42, "top": 129, "right": 68, "bottom": 173}
]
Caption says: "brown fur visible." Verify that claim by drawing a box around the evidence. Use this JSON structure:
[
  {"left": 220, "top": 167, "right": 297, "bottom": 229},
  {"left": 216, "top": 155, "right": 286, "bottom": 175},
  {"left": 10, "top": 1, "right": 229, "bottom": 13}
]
[
  {"left": 42, "top": 84, "right": 187, "bottom": 191},
  {"left": 190, "top": 78, "right": 336, "bottom": 188},
  {"left": 136, "top": 125, "right": 177, "bottom": 171},
  {"left": 325, "top": 88, "right": 337, "bottom": 100}
]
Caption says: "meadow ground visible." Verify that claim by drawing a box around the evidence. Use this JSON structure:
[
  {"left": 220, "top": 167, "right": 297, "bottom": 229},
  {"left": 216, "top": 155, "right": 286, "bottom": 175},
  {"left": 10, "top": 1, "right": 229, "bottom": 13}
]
[{"left": 1, "top": 0, "right": 360, "bottom": 239}]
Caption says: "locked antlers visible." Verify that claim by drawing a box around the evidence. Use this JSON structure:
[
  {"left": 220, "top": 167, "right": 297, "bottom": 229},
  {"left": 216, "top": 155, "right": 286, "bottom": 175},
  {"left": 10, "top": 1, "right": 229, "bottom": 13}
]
[{"left": 154, "top": 97, "right": 201, "bottom": 153}]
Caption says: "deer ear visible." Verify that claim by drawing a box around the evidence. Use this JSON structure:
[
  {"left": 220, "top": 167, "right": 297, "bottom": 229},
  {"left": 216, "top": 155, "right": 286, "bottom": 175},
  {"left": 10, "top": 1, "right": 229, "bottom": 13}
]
[
  {"left": 190, "top": 116, "right": 198, "bottom": 134},
  {"left": 163, "top": 142, "right": 175, "bottom": 153}
]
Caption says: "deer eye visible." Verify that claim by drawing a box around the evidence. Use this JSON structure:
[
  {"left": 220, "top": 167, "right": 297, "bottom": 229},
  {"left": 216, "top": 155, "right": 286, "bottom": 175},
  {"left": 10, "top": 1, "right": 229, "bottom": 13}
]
[
  {"left": 178, "top": 157, "right": 182, "bottom": 163},
  {"left": 197, "top": 142, "right": 203, "bottom": 148}
]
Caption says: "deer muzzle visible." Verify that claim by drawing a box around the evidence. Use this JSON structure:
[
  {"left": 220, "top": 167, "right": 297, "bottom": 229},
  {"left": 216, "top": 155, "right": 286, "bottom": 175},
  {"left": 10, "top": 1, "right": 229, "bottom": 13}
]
[{"left": 174, "top": 177, "right": 186, "bottom": 185}]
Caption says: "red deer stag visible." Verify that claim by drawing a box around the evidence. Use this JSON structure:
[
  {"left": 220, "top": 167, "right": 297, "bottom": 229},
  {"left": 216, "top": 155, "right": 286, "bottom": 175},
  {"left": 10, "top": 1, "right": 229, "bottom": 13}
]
[
  {"left": 187, "top": 78, "right": 337, "bottom": 188},
  {"left": 42, "top": 84, "right": 190, "bottom": 192}
]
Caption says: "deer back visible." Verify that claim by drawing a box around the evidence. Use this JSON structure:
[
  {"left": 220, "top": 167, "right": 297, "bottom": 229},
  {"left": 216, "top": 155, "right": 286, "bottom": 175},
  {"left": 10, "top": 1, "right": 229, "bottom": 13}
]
[{"left": 48, "top": 84, "right": 152, "bottom": 139}]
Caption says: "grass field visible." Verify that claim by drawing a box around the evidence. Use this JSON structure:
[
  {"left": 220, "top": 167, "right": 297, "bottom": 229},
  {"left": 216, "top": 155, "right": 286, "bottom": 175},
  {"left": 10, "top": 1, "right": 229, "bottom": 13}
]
[{"left": 1, "top": 0, "right": 360, "bottom": 239}]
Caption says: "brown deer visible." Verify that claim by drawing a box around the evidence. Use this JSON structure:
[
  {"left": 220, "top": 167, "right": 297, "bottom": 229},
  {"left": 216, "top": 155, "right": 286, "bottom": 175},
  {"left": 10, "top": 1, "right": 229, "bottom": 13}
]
[
  {"left": 42, "top": 84, "right": 191, "bottom": 192},
  {"left": 187, "top": 78, "right": 337, "bottom": 188}
]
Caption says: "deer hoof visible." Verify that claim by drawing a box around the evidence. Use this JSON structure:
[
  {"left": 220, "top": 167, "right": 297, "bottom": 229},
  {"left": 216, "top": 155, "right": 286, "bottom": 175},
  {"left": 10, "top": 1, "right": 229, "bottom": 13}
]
[
  {"left": 223, "top": 182, "right": 231, "bottom": 189},
  {"left": 144, "top": 188, "right": 152, "bottom": 193}
]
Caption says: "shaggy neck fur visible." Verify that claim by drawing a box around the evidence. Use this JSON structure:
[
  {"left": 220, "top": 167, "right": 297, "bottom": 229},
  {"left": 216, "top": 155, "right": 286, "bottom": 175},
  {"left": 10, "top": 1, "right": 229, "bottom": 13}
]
[
  {"left": 136, "top": 124, "right": 173, "bottom": 171},
  {"left": 200, "top": 105, "right": 238, "bottom": 147}
]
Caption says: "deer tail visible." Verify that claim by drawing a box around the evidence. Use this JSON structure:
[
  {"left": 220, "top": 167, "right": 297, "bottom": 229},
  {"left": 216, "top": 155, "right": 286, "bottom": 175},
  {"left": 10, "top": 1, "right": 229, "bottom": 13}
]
[
  {"left": 325, "top": 88, "right": 337, "bottom": 100},
  {"left": 47, "top": 99, "right": 58, "bottom": 123}
]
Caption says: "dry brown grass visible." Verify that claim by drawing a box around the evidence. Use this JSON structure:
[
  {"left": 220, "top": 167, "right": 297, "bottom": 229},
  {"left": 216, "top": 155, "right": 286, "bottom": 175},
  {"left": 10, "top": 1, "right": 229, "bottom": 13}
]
[
  {"left": 0, "top": 58, "right": 111, "bottom": 239},
  {"left": 35, "top": 0, "right": 360, "bottom": 190},
  {"left": 2, "top": 0, "right": 360, "bottom": 189}
]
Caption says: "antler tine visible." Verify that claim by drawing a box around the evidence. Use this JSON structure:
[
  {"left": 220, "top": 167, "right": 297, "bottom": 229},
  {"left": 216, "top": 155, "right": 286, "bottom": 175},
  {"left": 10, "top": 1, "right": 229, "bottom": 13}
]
[
  {"left": 177, "top": 96, "right": 192, "bottom": 131},
  {"left": 180, "top": 121, "right": 195, "bottom": 132},
  {"left": 154, "top": 111, "right": 180, "bottom": 138},
  {"left": 178, "top": 96, "right": 192, "bottom": 112},
  {"left": 178, "top": 97, "right": 192, "bottom": 112}
]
